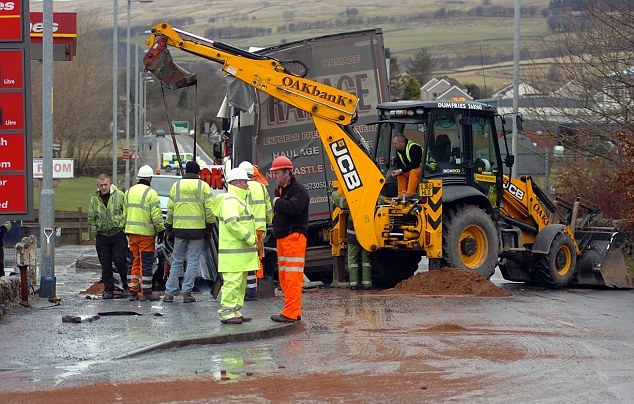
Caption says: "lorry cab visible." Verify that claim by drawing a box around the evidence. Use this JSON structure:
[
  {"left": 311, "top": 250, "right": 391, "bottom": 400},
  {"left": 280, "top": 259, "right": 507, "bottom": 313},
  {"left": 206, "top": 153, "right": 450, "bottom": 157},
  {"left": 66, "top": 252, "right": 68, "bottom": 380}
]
[{"left": 374, "top": 100, "right": 504, "bottom": 209}]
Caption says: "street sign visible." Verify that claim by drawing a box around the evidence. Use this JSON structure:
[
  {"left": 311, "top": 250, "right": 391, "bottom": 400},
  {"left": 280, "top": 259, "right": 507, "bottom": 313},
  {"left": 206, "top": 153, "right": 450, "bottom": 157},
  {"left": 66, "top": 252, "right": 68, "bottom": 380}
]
[
  {"left": 1, "top": 0, "right": 33, "bottom": 218},
  {"left": 172, "top": 120, "right": 189, "bottom": 134},
  {"left": 0, "top": 133, "right": 25, "bottom": 171},
  {"left": 0, "top": 174, "right": 26, "bottom": 213},
  {"left": 33, "top": 158, "right": 74, "bottom": 179},
  {"left": 0, "top": 0, "right": 23, "bottom": 42}
]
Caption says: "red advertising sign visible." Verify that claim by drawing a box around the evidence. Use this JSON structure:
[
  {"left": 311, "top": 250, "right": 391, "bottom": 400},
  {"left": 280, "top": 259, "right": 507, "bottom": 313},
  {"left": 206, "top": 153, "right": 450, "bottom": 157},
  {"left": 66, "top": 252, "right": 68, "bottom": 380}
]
[
  {"left": 0, "top": 0, "right": 23, "bottom": 42},
  {"left": 0, "top": 91, "right": 24, "bottom": 130},
  {"left": 0, "top": 49, "right": 23, "bottom": 88},
  {"left": 0, "top": 133, "right": 25, "bottom": 171},
  {"left": 29, "top": 11, "right": 76, "bottom": 45},
  {"left": 0, "top": 173, "right": 26, "bottom": 213}
]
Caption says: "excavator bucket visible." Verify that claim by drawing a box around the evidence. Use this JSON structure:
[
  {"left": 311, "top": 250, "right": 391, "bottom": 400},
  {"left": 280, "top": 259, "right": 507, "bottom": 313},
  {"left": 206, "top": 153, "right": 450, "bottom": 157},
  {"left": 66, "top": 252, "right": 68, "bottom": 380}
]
[
  {"left": 574, "top": 230, "right": 632, "bottom": 288},
  {"left": 144, "top": 35, "right": 196, "bottom": 90}
]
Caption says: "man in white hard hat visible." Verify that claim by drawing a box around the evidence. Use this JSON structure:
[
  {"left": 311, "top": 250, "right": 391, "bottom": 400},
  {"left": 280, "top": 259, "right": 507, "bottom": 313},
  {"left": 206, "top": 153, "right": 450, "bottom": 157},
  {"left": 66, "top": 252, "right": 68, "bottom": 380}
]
[
  {"left": 212, "top": 167, "right": 259, "bottom": 324},
  {"left": 124, "top": 165, "right": 165, "bottom": 301},
  {"left": 238, "top": 161, "right": 272, "bottom": 300}
]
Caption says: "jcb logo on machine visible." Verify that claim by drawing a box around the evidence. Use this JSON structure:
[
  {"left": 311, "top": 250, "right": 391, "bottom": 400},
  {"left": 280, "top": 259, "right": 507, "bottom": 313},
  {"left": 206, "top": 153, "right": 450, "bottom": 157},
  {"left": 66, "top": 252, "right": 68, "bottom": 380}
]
[
  {"left": 330, "top": 139, "right": 363, "bottom": 191},
  {"left": 503, "top": 180, "right": 524, "bottom": 201}
]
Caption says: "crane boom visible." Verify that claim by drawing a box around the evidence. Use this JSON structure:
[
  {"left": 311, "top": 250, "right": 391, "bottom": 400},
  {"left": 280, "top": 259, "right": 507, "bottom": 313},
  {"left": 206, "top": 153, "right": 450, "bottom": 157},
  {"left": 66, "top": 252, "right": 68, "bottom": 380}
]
[{"left": 144, "top": 22, "right": 386, "bottom": 251}]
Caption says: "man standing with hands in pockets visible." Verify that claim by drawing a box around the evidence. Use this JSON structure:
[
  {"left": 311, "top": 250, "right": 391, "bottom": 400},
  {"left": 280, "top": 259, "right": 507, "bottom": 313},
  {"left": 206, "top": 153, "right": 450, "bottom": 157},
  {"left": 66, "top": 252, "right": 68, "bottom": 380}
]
[{"left": 269, "top": 156, "right": 309, "bottom": 323}]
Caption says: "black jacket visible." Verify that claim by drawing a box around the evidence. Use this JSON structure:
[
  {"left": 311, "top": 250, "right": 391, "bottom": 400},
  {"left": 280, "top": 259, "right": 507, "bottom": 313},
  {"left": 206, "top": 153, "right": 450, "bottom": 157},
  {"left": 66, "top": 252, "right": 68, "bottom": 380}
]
[
  {"left": 272, "top": 176, "right": 309, "bottom": 239},
  {"left": 394, "top": 140, "right": 422, "bottom": 173}
]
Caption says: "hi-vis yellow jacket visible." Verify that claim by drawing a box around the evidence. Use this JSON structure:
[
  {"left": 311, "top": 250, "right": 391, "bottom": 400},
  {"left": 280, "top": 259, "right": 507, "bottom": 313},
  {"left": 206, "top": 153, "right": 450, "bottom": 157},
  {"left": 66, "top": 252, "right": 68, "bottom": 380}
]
[
  {"left": 213, "top": 184, "right": 259, "bottom": 273},
  {"left": 124, "top": 183, "right": 165, "bottom": 236}
]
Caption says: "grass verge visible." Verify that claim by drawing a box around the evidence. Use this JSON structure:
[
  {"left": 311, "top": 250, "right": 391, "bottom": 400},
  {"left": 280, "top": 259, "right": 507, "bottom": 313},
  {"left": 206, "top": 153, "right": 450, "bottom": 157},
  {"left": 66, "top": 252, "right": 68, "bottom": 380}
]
[{"left": 34, "top": 177, "right": 97, "bottom": 212}]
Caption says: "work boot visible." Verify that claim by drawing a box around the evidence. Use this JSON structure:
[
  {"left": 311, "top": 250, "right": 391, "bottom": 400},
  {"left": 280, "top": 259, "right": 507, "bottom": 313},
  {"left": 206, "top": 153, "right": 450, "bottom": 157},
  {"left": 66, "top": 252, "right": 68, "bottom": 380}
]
[
  {"left": 120, "top": 288, "right": 130, "bottom": 298},
  {"left": 145, "top": 292, "right": 161, "bottom": 302},
  {"left": 271, "top": 314, "right": 299, "bottom": 323},
  {"left": 221, "top": 317, "right": 243, "bottom": 325},
  {"left": 129, "top": 291, "right": 139, "bottom": 301},
  {"left": 163, "top": 294, "right": 174, "bottom": 303},
  {"left": 183, "top": 293, "right": 196, "bottom": 303},
  {"left": 103, "top": 291, "right": 115, "bottom": 300}
]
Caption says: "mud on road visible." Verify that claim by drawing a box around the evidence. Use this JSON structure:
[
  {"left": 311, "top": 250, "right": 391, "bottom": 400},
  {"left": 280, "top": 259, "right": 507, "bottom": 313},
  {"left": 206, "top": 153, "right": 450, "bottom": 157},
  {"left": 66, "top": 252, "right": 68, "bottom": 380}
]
[{"left": 2, "top": 273, "right": 633, "bottom": 403}]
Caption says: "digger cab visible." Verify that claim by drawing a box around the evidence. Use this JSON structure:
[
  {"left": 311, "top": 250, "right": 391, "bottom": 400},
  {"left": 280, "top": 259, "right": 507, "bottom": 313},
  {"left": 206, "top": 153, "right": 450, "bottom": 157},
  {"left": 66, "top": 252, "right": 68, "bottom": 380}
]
[{"left": 374, "top": 100, "right": 503, "bottom": 209}]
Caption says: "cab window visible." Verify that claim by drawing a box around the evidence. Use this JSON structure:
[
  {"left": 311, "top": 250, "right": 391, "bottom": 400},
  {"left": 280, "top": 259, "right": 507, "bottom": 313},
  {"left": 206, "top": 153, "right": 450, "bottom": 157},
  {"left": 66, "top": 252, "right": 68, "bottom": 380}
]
[
  {"left": 471, "top": 114, "right": 499, "bottom": 204},
  {"left": 425, "top": 111, "right": 464, "bottom": 176}
]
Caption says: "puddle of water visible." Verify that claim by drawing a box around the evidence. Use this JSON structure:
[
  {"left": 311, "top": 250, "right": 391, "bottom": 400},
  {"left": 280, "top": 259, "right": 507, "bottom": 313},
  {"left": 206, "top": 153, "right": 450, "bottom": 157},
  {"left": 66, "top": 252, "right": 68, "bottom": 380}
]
[{"left": 53, "top": 361, "right": 94, "bottom": 387}]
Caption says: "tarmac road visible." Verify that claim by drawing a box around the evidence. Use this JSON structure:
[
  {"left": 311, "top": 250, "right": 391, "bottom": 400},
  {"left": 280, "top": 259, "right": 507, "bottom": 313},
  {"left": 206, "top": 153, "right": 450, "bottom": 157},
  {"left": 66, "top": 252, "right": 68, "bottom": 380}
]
[{"left": 0, "top": 245, "right": 633, "bottom": 402}]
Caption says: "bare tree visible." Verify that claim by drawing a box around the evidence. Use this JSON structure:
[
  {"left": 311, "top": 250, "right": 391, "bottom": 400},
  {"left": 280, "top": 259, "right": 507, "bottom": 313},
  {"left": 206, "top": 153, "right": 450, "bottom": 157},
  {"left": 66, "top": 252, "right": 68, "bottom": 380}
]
[
  {"left": 525, "top": 0, "right": 633, "bottom": 226},
  {"left": 31, "top": 13, "right": 115, "bottom": 174}
]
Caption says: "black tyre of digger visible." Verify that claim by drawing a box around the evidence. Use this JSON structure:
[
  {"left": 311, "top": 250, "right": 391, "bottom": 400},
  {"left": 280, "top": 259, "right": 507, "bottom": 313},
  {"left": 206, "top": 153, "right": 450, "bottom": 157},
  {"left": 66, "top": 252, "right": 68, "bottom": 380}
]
[
  {"left": 443, "top": 205, "right": 498, "bottom": 278},
  {"left": 532, "top": 232, "right": 577, "bottom": 288},
  {"left": 371, "top": 249, "right": 422, "bottom": 288}
]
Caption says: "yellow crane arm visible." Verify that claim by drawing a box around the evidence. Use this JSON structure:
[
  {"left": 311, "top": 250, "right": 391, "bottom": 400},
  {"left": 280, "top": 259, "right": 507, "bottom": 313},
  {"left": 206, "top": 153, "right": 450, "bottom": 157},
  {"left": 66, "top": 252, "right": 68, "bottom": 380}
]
[{"left": 145, "top": 22, "right": 385, "bottom": 251}]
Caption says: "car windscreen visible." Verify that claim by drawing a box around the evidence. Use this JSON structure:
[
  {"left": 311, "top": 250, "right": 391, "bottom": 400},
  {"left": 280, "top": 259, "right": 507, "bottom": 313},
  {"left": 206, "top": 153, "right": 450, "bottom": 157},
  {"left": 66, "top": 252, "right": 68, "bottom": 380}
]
[{"left": 151, "top": 177, "right": 179, "bottom": 196}]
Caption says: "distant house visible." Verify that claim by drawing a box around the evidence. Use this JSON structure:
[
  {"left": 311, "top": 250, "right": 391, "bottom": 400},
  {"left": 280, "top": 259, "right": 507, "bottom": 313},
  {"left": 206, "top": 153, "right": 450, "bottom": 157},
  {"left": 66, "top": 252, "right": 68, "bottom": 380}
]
[
  {"left": 420, "top": 77, "right": 472, "bottom": 101},
  {"left": 491, "top": 82, "right": 542, "bottom": 99},
  {"left": 552, "top": 81, "right": 586, "bottom": 99}
]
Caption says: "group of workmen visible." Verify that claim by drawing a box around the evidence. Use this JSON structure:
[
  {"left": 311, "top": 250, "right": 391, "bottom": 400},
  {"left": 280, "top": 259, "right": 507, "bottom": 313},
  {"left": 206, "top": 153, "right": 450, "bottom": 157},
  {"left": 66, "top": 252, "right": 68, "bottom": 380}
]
[{"left": 88, "top": 155, "right": 308, "bottom": 325}]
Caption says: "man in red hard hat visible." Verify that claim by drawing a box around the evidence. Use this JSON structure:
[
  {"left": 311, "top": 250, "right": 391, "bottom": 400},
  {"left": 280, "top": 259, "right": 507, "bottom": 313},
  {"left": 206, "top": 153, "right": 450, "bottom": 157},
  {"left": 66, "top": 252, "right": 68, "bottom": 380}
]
[{"left": 269, "top": 156, "right": 309, "bottom": 323}]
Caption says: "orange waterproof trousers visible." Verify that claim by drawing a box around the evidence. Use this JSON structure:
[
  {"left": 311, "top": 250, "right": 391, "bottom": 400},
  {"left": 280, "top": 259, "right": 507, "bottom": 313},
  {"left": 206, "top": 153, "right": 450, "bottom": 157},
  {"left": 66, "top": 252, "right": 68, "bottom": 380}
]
[
  {"left": 127, "top": 234, "right": 155, "bottom": 296},
  {"left": 277, "top": 232, "right": 306, "bottom": 320},
  {"left": 397, "top": 167, "right": 421, "bottom": 196}
]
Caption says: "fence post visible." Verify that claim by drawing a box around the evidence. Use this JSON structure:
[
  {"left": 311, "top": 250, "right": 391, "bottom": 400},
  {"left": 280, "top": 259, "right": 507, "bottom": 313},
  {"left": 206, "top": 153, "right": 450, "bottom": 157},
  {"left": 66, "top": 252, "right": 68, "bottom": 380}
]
[{"left": 78, "top": 207, "right": 83, "bottom": 244}]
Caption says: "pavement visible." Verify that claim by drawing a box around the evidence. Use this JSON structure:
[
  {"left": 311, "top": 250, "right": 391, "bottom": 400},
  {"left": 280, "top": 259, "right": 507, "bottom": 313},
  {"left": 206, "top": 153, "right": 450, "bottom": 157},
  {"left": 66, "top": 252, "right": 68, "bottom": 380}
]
[{"left": 0, "top": 245, "right": 301, "bottom": 367}]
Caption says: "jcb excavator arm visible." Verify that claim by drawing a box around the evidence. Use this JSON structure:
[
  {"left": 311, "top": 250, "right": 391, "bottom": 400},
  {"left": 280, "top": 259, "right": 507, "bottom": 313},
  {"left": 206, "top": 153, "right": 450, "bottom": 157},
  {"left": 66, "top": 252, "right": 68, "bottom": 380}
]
[{"left": 145, "top": 22, "right": 385, "bottom": 251}]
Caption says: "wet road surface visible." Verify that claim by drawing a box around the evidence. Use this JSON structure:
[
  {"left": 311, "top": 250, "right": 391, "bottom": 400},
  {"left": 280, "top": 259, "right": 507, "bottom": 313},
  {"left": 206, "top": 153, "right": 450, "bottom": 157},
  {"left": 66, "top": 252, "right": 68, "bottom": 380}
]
[{"left": 0, "top": 246, "right": 633, "bottom": 402}]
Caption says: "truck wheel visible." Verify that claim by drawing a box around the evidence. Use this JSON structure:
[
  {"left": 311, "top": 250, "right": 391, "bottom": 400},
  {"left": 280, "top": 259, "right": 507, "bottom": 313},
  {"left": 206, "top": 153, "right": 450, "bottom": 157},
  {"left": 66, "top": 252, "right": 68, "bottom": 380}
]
[
  {"left": 371, "top": 249, "right": 422, "bottom": 288},
  {"left": 532, "top": 233, "right": 576, "bottom": 288},
  {"left": 443, "top": 205, "right": 498, "bottom": 278},
  {"left": 165, "top": 165, "right": 172, "bottom": 173}
]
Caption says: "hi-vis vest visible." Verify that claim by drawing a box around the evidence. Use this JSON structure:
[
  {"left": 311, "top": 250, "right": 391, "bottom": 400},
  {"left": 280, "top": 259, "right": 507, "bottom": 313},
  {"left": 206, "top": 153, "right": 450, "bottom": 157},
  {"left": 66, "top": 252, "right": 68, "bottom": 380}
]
[
  {"left": 246, "top": 180, "right": 272, "bottom": 233},
  {"left": 166, "top": 178, "right": 215, "bottom": 229},
  {"left": 124, "top": 184, "right": 165, "bottom": 236},
  {"left": 214, "top": 185, "right": 259, "bottom": 273},
  {"left": 397, "top": 140, "right": 420, "bottom": 166}
]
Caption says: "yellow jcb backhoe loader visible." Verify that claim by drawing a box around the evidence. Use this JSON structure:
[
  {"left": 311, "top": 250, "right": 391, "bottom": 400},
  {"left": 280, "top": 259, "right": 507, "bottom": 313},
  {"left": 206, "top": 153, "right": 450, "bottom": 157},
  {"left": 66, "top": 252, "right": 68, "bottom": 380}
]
[{"left": 143, "top": 23, "right": 630, "bottom": 289}]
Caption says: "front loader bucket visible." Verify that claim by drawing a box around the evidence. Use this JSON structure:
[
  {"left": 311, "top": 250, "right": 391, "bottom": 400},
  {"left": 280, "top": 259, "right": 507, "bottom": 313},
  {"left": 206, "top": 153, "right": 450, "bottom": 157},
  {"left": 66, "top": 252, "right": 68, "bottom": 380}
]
[
  {"left": 144, "top": 35, "right": 196, "bottom": 89},
  {"left": 574, "top": 230, "right": 632, "bottom": 289}
]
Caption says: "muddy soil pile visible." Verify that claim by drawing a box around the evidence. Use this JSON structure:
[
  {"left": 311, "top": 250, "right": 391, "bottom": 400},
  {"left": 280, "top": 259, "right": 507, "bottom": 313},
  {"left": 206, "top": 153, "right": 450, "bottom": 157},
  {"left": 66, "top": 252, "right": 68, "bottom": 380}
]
[
  {"left": 390, "top": 268, "right": 511, "bottom": 297},
  {"left": 80, "top": 281, "right": 105, "bottom": 295}
]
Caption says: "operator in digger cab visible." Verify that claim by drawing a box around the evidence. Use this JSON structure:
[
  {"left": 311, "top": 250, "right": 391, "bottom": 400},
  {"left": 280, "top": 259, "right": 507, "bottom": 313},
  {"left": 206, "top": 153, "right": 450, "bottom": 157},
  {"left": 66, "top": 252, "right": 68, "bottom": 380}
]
[{"left": 391, "top": 133, "right": 423, "bottom": 196}]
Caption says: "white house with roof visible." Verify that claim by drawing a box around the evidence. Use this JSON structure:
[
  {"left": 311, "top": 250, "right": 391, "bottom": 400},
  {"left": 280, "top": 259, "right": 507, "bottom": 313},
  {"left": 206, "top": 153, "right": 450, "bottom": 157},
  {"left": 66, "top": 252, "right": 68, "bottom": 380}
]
[
  {"left": 492, "top": 82, "right": 542, "bottom": 99},
  {"left": 419, "top": 78, "right": 472, "bottom": 101}
]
